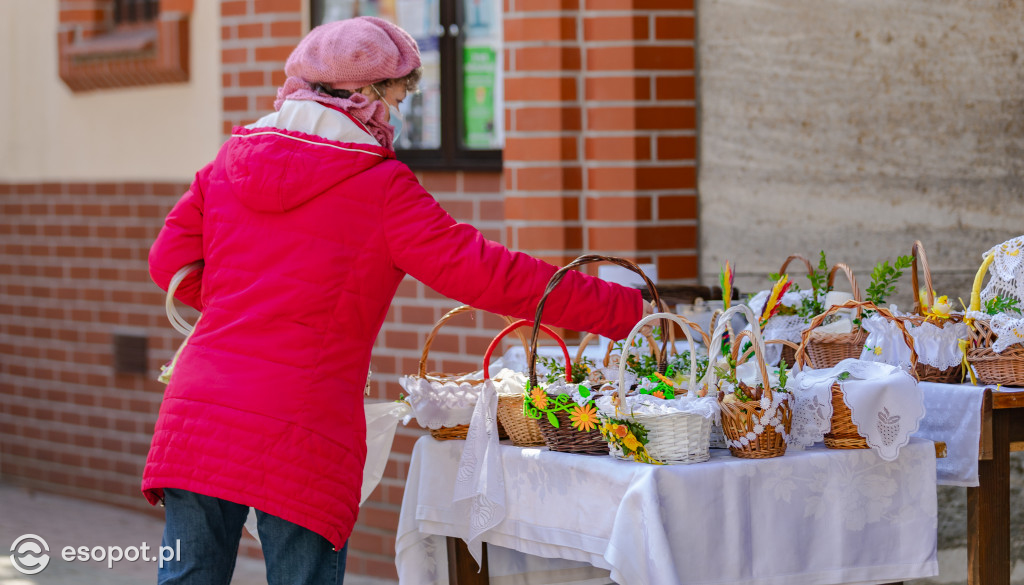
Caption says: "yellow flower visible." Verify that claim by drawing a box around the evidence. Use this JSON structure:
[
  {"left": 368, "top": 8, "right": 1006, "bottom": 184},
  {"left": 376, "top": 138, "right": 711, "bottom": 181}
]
[
  {"left": 529, "top": 387, "right": 548, "bottom": 410},
  {"left": 623, "top": 433, "right": 641, "bottom": 452},
  {"left": 569, "top": 403, "right": 599, "bottom": 432},
  {"left": 873, "top": 346, "right": 883, "bottom": 356}
]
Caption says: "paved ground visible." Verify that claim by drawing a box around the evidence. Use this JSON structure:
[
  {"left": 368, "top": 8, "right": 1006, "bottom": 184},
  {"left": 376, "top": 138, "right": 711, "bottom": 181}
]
[{"left": 0, "top": 482, "right": 395, "bottom": 585}]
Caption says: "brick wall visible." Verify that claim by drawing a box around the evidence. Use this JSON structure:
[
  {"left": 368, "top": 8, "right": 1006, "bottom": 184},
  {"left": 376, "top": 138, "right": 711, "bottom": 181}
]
[
  {"left": 504, "top": 0, "right": 698, "bottom": 280},
  {"left": 0, "top": 181, "right": 186, "bottom": 510}
]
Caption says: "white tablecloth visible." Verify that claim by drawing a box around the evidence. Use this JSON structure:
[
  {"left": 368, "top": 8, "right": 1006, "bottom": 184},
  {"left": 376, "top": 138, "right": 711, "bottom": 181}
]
[{"left": 396, "top": 437, "right": 938, "bottom": 585}]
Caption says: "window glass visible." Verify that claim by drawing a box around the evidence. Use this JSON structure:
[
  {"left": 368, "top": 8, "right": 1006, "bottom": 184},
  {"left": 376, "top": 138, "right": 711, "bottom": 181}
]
[
  {"left": 313, "top": 0, "right": 503, "bottom": 168},
  {"left": 460, "top": 0, "right": 503, "bottom": 150},
  {"left": 316, "top": 0, "right": 442, "bottom": 150}
]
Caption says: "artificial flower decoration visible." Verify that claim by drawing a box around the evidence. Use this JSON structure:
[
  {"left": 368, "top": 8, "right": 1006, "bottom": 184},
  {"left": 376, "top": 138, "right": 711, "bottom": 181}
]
[
  {"left": 528, "top": 386, "right": 549, "bottom": 410},
  {"left": 599, "top": 419, "right": 661, "bottom": 465},
  {"left": 758, "top": 274, "right": 792, "bottom": 330},
  {"left": 569, "top": 403, "right": 599, "bottom": 432},
  {"left": 720, "top": 261, "right": 734, "bottom": 310}
]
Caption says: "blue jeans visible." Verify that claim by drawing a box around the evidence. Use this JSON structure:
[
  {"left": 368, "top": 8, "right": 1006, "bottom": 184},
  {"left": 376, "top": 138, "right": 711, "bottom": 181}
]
[{"left": 158, "top": 488, "right": 348, "bottom": 585}]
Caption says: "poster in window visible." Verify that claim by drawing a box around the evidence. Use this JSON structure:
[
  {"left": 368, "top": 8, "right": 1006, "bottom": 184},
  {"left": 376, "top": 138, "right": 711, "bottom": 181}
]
[
  {"left": 462, "top": 46, "right": 497, "bottom": 149},
  {"left": 464, "top": 0, "right": 498, "bottom": 40}
]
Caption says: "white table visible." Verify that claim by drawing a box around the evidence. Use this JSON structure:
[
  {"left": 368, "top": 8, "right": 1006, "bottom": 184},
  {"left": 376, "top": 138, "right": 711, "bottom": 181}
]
[{"left": 396, "top": 437, "right": 939, "bottom": 585}]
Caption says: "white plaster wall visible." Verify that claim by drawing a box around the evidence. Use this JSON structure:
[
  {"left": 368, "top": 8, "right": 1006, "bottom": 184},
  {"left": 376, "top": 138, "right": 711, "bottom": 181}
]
[
  {"left": 698, "top": 0, "right": 1024, "bottom": 298},
  {"left": 0, "top": 0, "right": 221, "bottom": 181}
]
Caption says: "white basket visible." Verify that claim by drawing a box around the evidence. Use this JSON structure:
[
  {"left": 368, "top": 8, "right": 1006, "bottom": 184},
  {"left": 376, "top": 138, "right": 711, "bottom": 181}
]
[{"left": 598, "top": 312, "right": 718, "bottom": 465}]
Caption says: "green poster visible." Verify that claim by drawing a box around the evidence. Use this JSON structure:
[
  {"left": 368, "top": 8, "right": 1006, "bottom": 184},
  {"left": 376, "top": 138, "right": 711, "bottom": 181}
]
[{"left": 463, "top": 46, "right": 496, "bottom": 149}]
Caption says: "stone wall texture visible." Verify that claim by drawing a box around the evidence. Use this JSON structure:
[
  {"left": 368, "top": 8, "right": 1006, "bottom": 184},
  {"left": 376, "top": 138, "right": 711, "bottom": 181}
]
[{"left": 698, "top": 0, "right": 1024, "bottom": 300}]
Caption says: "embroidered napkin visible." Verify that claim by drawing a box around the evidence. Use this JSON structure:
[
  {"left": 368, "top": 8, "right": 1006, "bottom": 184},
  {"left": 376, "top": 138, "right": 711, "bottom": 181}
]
[{"left": 793, "top": 359, "right": 924, "bottom": 461}]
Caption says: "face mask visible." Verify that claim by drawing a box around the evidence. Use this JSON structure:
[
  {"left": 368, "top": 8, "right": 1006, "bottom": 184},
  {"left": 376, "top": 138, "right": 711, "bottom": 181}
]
[{"left": 372, "top": 85, "right": 404, "bottom": 142}]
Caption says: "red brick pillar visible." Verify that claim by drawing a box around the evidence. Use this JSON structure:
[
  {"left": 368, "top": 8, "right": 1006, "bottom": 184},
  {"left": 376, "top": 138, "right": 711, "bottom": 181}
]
[
  {"left": 505, "top": 0, "right": 699, "bottom": 282},
  {"left": 220, "top": 0, "right": 304, "bottom": 134}
]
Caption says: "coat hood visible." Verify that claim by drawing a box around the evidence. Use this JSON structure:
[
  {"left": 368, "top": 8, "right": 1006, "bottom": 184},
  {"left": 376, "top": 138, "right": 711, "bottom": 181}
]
[{"left": 222, "top": 126, "right": 394, "bottom": 213}]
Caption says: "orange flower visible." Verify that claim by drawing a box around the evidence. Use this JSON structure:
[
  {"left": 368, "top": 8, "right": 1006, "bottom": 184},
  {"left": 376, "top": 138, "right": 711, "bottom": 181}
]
[
  {"left": 614, "top": 424, "right": 628, "bottom": 438},
  {"left": 569, "top": 403, "right": 599, "bottom": 432},
  {"left": 529, "top": 387, "right": 548, "bottom": 410},
  {"left": 652, "top": 390, "right": 665, "bottom": 399}
]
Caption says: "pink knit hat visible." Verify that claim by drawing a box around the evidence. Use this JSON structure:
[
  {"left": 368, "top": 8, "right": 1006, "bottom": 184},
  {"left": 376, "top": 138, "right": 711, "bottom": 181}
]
[{"left": 283, "top": 16, "right": 421, "bottom": 91}]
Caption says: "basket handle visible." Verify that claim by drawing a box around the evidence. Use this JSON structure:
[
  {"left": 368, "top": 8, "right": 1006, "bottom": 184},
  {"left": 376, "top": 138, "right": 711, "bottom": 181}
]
[
  {"left": 166, "top": 261, "right": 203, "bottom": 336},
  {"left": 528, "top": 255, "right": 665, "bottom": 387},
  {"left": 418, "top": 305, "right": 527, "bottom": 378},
  {"left": 702, "top": 304, "right": 771, "bottom": 396},
  {"left": 483, "top": 319, "right": 572, "bottom": 382},
  {"left": 910, "top": 240, "right": 937, "bottom": 314},
  {"left": 826, "top": 262, "right": 863, "bottom": 322},
  {"left": 793, "top": 299, "right": 919, "bottom": 378},
  {"left": 968, "top": 253, "right": 996, "bottom": 313},
  {"left": 735, "top": 337, "right": 799, "bottom": 367},
  {"left": 616, "top": 312, "right": 701, "bottom": 400},
  {"left": 778, "top": 254, "right": 814, "bottom": 278},
  {"left": 574, "top": 331, "right": 664, "bottom": 368}
]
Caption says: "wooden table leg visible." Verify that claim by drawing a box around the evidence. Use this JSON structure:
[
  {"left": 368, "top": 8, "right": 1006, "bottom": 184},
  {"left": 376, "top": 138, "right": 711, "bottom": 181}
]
[
  {"left": 967, "top": 406, "right": 1011, "bottom": 585},
  {"left": 447, "top": 537, "right": 489, "bottom": 585}
]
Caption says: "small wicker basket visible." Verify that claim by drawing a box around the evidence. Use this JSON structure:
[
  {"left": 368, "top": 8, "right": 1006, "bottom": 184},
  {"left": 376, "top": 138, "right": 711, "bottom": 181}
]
[
  {"left": 524, "top": 254, "right": 669, "bottom": 456},
  {"left": 707, "top": 305, "right": 793, "bottom": 459},
  {"left": 405, "top": 305, "right": 522, "bottom": 441},
  {"left": 905, "top": 240, "right": 964, "bottom": 383},
  {"left": 796, "top": 300, "right": 919, "bottom": 449},
  {"left": 965, "top": 245, "right": 1024, "bottom": 387},
  {"left": 803, "top": 263, "right": 868, "bottom": 369}
]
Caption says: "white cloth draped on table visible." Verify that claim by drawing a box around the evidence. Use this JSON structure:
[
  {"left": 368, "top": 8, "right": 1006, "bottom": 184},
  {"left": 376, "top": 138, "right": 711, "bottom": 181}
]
[
  {"left": 397, "top": 437, "right": 938, "bottom": 585},
  {"left": 916, "top": 381, "right": 984, "bottom": 486},
  {"left": 453, "top": 379, "right": 505, "bottom": 565}
]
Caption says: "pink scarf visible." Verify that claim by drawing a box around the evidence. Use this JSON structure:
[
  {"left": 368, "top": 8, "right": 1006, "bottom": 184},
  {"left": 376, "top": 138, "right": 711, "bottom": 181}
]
[{"left": 274, "top": 78, "right": 395, "bottom": 150}]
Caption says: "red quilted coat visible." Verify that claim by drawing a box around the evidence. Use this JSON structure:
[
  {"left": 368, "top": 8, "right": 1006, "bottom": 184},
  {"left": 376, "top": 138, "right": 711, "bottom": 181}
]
[{"left": 144, "top": 117, "right": 642, "bottom": 549}]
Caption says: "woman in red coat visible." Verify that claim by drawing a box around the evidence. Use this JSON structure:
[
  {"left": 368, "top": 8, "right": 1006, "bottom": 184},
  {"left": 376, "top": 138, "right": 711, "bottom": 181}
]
[{"left": 146, "top": 16, "right": 646, "bottom": 585}]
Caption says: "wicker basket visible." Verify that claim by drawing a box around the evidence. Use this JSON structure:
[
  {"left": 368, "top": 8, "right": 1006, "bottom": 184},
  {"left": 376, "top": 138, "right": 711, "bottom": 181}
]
[
  {"left": 600, "top": 311, "right": 715, "bottom": 465},
  {"left": 904, "top": 240, "right": 965, "bottom": 383},
  {"left": 485, "top": 320, "right": 571, "bottom": 448},
  {"left": 524, "top": 255, "right": 669, "bottom": 456},
  {"left": 405, "top": 305, "right": 521, "bottom": 441},
  {"left": 803, "top": 263, "right": 868, "bottom": 369},
  {"left": 707, "top": 305, "right": 793, "bottom": 459},
  {"left": 796, "top": 300, "right": 919, "bottom": 449},
  {"left": 966, "top": 248, "right": 1024, "bottom": 387}
]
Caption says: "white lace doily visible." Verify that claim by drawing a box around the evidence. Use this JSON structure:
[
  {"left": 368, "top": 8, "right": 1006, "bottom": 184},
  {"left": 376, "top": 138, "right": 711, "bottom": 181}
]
[
  {"left": 791, "top": 359, "right": 924, "bottom": 461},
  {"left": 971, "top": 236, "right": 1024, "bottom": 353},
  {"left": 399, "top": 376, "right": 480, "bottom": 429},
  {"left": 981, "top": 236, "right": 1024, "bottom": 302}
]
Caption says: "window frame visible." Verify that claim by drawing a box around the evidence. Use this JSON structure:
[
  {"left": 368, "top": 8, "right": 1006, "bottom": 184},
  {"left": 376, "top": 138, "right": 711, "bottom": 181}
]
[
  {"left": 310, "top": 0, "right": 503, "bottom": 172},
  {"left": 58, "top": 0, "right": 190, "bottom": 93}
]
